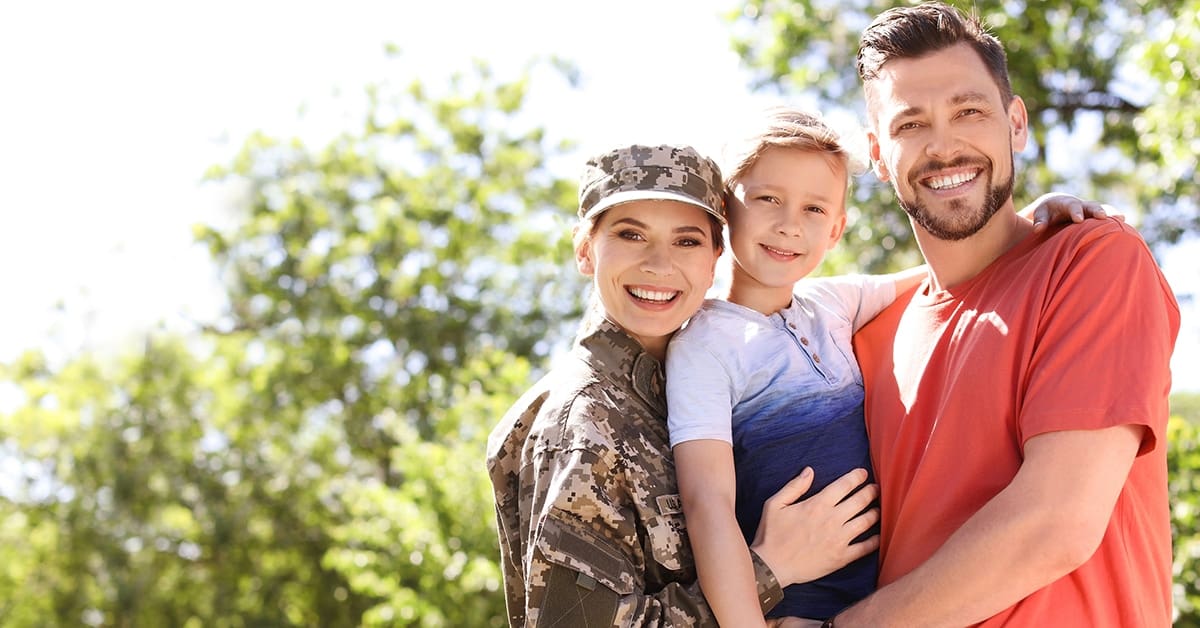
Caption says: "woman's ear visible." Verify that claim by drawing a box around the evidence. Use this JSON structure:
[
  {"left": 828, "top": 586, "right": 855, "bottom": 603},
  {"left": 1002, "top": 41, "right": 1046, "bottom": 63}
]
[{"left": 575, "top": 237, "right": 595, "bottom": 276}]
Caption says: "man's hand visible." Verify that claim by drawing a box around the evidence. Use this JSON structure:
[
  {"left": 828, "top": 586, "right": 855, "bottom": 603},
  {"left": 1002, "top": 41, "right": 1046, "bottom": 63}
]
[{"left": 767, "top": 617, "right": 824, "bottom": 628}]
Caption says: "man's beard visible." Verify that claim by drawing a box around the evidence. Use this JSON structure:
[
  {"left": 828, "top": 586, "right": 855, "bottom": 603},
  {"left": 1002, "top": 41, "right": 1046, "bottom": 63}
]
[{"left": 897, "top": 155, "right": 1014, "bottom": 241}]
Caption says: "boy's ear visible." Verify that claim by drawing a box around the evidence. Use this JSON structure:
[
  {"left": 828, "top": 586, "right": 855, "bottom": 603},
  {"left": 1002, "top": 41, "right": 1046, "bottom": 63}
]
[
  {"left": 868, "top": 131, "right": 890, "bottom": 182},
  {"left": 828, "top": 212, "right": 848, "bottom": 246}
]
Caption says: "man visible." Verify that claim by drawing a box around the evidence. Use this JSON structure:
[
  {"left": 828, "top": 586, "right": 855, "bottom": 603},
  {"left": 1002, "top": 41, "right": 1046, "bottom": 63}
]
[{"left": 831, "top": 3, "right": 1181, "bottom": 626}]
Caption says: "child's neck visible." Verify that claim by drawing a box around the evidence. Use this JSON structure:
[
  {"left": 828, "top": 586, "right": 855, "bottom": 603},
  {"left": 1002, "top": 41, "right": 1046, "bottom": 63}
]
[{"left": 726, "top": 274, "right": 794, "bottom": 316}]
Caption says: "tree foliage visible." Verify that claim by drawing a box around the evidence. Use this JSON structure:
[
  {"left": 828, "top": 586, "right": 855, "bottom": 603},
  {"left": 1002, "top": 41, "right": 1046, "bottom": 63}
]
[
  {"left": 0, "top": 58, "right": 582, "bottom": 627},
  {"left": 1, "top": 5, "right": 1196, "bottom": 626},
  {"left": 728, "top": 0, "right": 1199, "bottom": 273}
]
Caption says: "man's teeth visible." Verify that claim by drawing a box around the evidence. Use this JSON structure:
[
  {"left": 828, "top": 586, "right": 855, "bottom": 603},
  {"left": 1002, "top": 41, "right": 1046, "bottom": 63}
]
[
  {"left": 927, "top": 171, "right": 977, "bottom": 190},
  {"left": 629, "top": 287, "right": 677, "bottom": 302}
]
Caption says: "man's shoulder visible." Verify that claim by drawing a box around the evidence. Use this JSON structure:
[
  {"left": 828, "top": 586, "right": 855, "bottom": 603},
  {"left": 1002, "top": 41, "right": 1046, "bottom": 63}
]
[{"left": 1041, "top": 215, "right": 1149, "bottom": 254}]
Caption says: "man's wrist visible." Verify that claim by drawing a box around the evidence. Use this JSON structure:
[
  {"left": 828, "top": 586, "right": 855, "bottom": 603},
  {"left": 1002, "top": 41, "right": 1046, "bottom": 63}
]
[{"left": 820, "top": 614, "right": 837, "bottom": 628}]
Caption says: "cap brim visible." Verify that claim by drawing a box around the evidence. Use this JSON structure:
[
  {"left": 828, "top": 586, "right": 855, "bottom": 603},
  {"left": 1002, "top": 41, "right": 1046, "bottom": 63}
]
[{"left": 581, "top": 190, "right": 726, "bottom": 224}]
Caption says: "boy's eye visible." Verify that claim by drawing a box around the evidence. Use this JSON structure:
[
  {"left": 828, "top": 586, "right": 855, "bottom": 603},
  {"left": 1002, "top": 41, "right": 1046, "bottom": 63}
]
[
  {"left": 806, "top": 205, "right": 826, "bottom": 214},
  {"left": 754, "top": 194, "right": 781, "bottom": 205}
]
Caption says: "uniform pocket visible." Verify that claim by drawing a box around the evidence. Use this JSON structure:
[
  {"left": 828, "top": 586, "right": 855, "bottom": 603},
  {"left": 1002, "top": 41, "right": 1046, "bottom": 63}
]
[
  {"left": 536, "top": 514, "right": 636, "bottom": 595},
  {"left": 643, "top": 495, "right": 687, "bottom": 572}
]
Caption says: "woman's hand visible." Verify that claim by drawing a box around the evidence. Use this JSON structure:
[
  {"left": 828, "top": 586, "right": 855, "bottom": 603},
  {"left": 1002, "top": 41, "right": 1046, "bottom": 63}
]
[{"left": 750, "top": 467, "right": 880, "bottom": 587}]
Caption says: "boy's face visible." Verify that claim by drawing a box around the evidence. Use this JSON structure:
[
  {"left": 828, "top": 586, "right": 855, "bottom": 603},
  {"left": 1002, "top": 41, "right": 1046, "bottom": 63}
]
[
  {"left": 866, "top": 42, "right": 1028, "bottom": 241},
  {"left": 575, "top": 200, "right": 720, "bottom": 358},
  {"left": 726, "top": 147, "right": 848, "bottom": 294}
]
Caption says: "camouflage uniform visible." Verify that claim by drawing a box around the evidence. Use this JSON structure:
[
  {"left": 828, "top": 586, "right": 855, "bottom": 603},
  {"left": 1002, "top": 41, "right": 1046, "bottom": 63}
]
[{"left": 487, "top": 319, "right": 785, "bottom": 627}]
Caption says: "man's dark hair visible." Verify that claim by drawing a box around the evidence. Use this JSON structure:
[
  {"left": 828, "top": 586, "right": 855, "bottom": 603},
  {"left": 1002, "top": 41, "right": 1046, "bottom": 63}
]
[{"left": 856, "top": 1, "right": 1013, "bottom": 105}]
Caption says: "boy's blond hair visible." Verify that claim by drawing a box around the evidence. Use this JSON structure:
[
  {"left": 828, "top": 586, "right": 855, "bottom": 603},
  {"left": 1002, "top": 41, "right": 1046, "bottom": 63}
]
[{"left": 722, "top": 106, "right": 865, "bottom": 202}]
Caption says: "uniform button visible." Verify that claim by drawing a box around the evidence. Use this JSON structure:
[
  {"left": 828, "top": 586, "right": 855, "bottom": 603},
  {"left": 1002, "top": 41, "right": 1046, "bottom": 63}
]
[
  {"left": 789, "top": 322, "right": 796, "bottom": 329},
  {"left": 801, "top": 337, "right": 809, "bottom": 345},
  {"left": 813, "top": 354, "right": 821, "bottom": 363}
]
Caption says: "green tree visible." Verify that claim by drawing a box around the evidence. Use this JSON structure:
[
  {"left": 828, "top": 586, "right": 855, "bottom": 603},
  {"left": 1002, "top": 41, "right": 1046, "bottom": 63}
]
[
  {"left": 1170, "top": 407, "right": 1200, "bottom": 626},
  {"left": 728, "top": 0, "right": 1199, "bottom": 273},
  {"left": 0, "top": 57, "right": 581, "bottom": 626}
]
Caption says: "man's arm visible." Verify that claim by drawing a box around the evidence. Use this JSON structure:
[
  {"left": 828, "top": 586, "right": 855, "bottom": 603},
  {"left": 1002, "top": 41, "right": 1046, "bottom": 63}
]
[{"left": 834, "top": 424, "right": 1142, "bottom": 627}]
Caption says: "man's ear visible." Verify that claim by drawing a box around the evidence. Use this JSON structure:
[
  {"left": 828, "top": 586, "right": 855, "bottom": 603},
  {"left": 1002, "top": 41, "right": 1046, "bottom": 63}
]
[
  {"left": 869, "top": 130, "right": 890, "bottom": 182},
  {"left": 1008, "top": 95, "right": 1029, "bottom": 152}
]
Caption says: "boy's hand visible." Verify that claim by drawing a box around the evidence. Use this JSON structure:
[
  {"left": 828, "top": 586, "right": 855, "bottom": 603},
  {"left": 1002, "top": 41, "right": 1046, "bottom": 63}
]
[
  {"left": 1022, "top": 192, "right": 1118, "bottom": 232},
  {"left": 750, "top": 467, "right": 880, "bottom": 587}
]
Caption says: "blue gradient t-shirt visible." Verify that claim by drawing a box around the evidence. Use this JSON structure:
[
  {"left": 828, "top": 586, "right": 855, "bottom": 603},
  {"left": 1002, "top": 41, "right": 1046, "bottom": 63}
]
[{"left": 665, "top": 274, "right": 896, "bottom": 620}]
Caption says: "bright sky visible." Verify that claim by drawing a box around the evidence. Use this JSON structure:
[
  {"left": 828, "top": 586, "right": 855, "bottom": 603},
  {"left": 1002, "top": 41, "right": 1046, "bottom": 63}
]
[{"left": 1, "top": 0, "right": 1196, "bottom": 392}]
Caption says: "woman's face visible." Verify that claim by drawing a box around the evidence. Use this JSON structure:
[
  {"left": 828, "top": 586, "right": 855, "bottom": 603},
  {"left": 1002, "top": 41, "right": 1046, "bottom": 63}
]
[{"left": 576, "top": 199, "right": 721, "bottom": 359}]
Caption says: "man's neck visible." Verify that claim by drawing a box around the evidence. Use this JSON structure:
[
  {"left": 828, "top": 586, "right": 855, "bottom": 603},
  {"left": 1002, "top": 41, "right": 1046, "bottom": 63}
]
[{"left": 915, "top": 207, "right": 1034, "bottom": 292}]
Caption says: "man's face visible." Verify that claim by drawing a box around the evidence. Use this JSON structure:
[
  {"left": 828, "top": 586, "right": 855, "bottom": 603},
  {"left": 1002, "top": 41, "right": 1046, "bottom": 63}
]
[{"left": 866, "top": 42, "right": 1028, "bottom": 241}]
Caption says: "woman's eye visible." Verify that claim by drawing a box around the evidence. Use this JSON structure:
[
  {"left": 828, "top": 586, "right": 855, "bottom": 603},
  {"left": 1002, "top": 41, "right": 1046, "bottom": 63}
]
[
  {"left": 617, "top": 229, "right": 645, "bottom": 241},
  {"left": 676, "top": 237, "right": 702, "bottom": 248}
]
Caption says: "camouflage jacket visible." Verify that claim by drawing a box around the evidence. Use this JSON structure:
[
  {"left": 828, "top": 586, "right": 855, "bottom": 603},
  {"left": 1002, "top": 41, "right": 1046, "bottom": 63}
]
[{"left": 487, "top": 319, "right": 784, "bottom": 627}]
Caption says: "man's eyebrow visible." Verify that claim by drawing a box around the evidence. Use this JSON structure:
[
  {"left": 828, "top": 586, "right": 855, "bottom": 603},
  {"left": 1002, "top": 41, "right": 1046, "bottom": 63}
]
[
  {"left": 892, "top": 91, "right": 993, "bottom": 121},
  {"left": 950, "top": 90, "right": 992, "bottom": 106}
]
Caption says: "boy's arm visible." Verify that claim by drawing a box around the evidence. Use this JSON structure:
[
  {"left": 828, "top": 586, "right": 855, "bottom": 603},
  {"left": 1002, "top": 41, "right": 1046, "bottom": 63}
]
[{"left": 676, "top": 439, "right": 771, "bottom": 628}]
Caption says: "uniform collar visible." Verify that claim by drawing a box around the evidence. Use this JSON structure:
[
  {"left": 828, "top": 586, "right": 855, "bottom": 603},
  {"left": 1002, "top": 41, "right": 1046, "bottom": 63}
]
[{"left": 575, "top": 318, "right": 667, "bottom": 416}]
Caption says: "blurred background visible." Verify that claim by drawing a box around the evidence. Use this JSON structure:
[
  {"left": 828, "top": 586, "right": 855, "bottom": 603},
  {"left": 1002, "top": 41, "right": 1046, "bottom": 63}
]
[{"left": 1, "top": 1, "right": 1197, "bottom": 625}]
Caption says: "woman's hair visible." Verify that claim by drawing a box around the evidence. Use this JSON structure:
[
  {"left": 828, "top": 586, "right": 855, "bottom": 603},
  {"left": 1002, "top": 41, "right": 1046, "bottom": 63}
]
[
  {"left": 721, "top": 105, "right": 863, "bottom": 197},
  {"left": 856, "top": 1, "right": 1013, "bottom": 106}
]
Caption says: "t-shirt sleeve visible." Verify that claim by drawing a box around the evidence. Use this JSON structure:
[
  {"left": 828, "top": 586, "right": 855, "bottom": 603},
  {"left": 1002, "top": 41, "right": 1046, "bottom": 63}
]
[
  {"left": 1019, "top": 224, "right": 1180, "bottom": 454},
  {"left": 665, "top": 331, "right": 737, "bottom": 447},
  {"left": 798, "top": 273, "right": 898, "bottom": 332}
]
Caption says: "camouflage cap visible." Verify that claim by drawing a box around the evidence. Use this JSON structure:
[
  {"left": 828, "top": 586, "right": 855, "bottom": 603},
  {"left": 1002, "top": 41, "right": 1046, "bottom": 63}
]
[{"left": 578, "top": 144, "right": 726, "bottom": 223}]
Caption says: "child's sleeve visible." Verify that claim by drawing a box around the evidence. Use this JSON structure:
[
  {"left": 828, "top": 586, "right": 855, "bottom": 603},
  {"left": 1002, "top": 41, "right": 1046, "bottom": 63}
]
[
  {"left": 800, "top": 273, "right": 898, "bottom": 332},
  {"left": 665, "top": 333, "right": 737, "bottom": 448}
]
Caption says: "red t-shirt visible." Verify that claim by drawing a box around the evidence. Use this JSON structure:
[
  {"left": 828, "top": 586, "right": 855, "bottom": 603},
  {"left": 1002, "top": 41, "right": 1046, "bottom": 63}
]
[{"left": 854, "top": 218, "right": 1179, "bottom": 627}]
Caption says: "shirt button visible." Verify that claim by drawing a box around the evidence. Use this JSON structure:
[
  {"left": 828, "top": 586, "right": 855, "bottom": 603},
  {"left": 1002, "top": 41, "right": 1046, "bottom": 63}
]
[
  {"left": 789, "top": 322, "right": 797, "bottom": 329},
  {"left": 813, "top": 354, "right": 821, "bottom": 363},
  {"left": 801, "top": 337, "right": 809, "bottom": 345}
]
